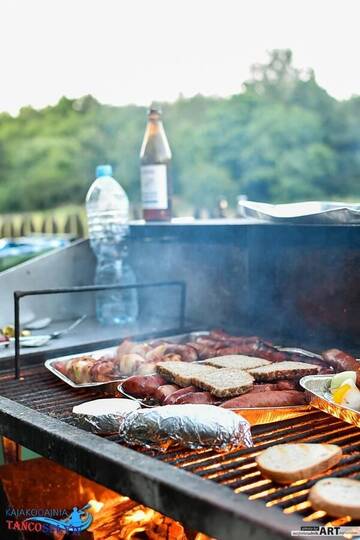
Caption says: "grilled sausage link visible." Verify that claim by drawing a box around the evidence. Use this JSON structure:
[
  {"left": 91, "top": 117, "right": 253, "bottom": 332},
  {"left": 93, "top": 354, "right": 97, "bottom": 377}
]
[
  {"left": 174, "top": 391, "right": 215, "bottom": 405},
  {"left": 154, "top": 384, "right": 180, "bottom": 403},
  {"left": 221, "top": 390, "right": 307, "bottom": 409},
  {"left": 121, "top": 374, "right": 166, "bottom": 398},
  {"left": 322, "top": 349, "right": 360, "bottom": 385},
  {"left": 163, "top": 386, "right": 198, "bottom": 405},
  {"left": 214, "top": 342, "right": 288, "bottom": 362},
  {"left": 252, "top": 381, "right": 297, "bottom": 393}
]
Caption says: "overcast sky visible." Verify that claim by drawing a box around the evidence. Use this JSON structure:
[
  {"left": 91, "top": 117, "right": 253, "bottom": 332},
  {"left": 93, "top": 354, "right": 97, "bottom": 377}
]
[{"left": 0, "top": 0, "right": 359, "bottom": 115}]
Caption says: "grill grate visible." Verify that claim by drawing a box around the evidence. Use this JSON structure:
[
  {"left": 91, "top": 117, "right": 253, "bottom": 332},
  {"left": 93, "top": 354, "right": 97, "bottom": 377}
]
[{"left": 0, "top": 365, "right": 359, "bottom": 530}]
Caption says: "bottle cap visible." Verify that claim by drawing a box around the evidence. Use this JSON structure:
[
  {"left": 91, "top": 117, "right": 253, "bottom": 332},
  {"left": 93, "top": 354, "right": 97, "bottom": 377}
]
[
  {"left": 96, "top": 164, "right": 113, "bottom": 178},
  {"left": 148, "top": 102, "right": 162, "bottom": 115}
]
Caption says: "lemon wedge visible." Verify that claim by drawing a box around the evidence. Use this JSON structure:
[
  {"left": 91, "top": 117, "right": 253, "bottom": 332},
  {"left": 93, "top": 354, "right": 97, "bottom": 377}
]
[
  {"left": 330, "top": 371, "right": 357, "bottom": 392},
  {"left": 333, "top": 383, "right": 352, "bottom": 404}
]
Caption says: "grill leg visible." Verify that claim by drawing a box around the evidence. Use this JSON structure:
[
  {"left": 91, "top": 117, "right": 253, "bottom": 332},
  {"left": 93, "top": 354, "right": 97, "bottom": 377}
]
[
  {"left": 1, "top": 437, "right": 21, "bottom": 464},
  {"left": 0, "top": 483, "right": 23, "bottom": 540}
]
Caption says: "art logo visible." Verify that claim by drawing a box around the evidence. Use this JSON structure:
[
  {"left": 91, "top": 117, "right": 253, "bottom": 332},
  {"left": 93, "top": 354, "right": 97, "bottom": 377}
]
[{"left": 6, "top": 504, "right": 93, "bottom": 534}]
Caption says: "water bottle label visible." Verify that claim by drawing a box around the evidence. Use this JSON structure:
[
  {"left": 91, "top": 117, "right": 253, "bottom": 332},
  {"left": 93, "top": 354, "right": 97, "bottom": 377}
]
[{"left": 141, "top": 165, "right": 168, "bottom": 209}]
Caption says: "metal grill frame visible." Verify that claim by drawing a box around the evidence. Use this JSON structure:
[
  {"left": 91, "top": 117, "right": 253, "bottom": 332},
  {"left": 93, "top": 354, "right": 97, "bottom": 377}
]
[
  {"left": 0, "top": 336, "right": 359, "bottom": 539},
  {"left": 13, "top": 281, "right": 187, "bottom": 378}
]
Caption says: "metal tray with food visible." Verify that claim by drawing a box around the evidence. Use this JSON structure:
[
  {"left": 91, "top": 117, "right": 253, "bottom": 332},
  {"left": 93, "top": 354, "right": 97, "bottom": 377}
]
[
  {"left": 300, "top": 373, "right": 360, "bottom": 428},
  {"left": 45, "top": 331, "right": 210, "bottom": 388},
  {"left": 45, "top": 330, "right": 342, "bottom": 428}
]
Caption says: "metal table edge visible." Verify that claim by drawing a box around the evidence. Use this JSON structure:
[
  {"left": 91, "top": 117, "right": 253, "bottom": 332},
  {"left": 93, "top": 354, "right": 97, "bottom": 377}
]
[{"left": 0, "top": 395, "right": 304, "bottom": 539}]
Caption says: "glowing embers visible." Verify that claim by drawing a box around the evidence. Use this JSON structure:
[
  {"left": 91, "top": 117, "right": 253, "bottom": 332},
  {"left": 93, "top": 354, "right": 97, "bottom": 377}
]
[
  {"left": 81, "top": 477, "right": 215, "bottom": 539},
  {"left": 88, "top": 499, "right": 214, "bottom": 540}
]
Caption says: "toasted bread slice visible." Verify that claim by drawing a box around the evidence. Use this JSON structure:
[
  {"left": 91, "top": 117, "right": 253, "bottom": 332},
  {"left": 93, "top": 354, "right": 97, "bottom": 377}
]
[
  {"left": 192, "top": 368, "right": 254, "bottom": 398},
  {"left": 204, "top": 355, "right": 271, "bottom": 370},
  {"left": 248, "top": 361, "right": 318, "bottom": 382},
  {"left": 256, "top": 443, "right": 342, "bottom": 484},
  {"left": 309, "top": 478, "right": 360, "bottom": 519},
  {"left": 156, "top": 361, "right": 217, "bottom": 387}
]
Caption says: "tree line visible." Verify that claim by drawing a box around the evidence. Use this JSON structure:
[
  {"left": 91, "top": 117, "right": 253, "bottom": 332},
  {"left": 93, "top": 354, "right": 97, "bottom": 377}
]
[{"left": 0, "top": 49, "right": 359, "bottom": 214}]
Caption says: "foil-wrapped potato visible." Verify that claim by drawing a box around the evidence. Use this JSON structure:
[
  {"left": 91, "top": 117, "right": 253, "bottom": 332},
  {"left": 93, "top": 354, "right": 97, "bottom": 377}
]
[{"left": 119, "top": 404, "right": 253, "bottom": 451}]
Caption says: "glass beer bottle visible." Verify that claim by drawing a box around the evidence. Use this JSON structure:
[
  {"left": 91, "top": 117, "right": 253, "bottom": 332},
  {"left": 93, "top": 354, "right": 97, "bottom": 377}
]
[{"left": 140, "top": 105, "right": 172, "bottom": 221}]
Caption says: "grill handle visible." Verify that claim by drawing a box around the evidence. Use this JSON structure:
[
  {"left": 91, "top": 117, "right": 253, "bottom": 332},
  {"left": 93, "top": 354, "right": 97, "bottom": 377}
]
[{"left": 13, "top": 280, "right": 187, "bottom": 379}]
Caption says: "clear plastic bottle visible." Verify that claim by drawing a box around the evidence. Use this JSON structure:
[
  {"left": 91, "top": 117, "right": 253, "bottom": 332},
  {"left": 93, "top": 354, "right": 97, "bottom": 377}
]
[{"left": 86, "top": 164, "right": 138, "bottom": 325}]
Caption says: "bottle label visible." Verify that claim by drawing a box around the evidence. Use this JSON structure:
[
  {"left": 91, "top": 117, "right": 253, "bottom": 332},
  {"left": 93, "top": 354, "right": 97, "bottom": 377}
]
[{"left": 141, "top": 165, "right": 168, "bottom": 210}]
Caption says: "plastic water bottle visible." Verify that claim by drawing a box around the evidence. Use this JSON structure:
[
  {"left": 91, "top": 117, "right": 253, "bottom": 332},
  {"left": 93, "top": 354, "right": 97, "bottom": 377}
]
[{"left": 86, "top": 164, "right": 138, "bottom": 325}]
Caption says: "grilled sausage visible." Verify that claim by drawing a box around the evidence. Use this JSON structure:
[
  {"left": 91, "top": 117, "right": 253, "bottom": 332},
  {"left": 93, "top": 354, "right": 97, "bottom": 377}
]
[
  {"left": 221, "top": 390, "right": 306, "bottom": 408},
  {"left": 275, "top": 380, "right": 298, "bottom": 390},
  {"left": 208, "top": 330, "right": 266, "bottom": 344},
  {"left": 121, "top": 374, "right": 166, "bottom": 398},
  {"left": 154, "top": 384, "right": 180, "bottom": 403},
  {"left": 163, "top": 386, "right": 198, "bottom": 405},
  {"left": 192, "top": 337, "right": 226, "bottom": 349},
  {"left": 251, "top": 381, "right": 297, "bottom": 393},
  {"left": 252, "top": 383, "right": 279, "bottom": 393},
  {"left": 322, "top": 349, "right": 360, "bottom": 385},
  {"left": 175, "top": 391, "right": 215, "bottom": 405}
]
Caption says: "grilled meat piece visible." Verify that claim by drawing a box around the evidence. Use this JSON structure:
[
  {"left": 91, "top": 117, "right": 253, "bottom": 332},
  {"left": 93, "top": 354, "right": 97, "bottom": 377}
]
[
  {"left": 53, "top": 360, "right": 69, "bottom": 376},
  {"left": 187, "top": 342, "right": 221, "bottom": 360},
  {"left": 114, "top": 353, "right": 146, "bottom": 376},
  {"left": 145, "top": 344, "right": 170, "bottom": 363},
  {"left": 322, "top": 349, "right": 360, "bottom": 385},
  {"left": 121, "top": 374, "right": 167, "bottom": 398},
  {"left": 164, "top": 344, "right": 199, "bottom": 362},
  {"left": 66, "top": 356, "right": 96, "bottom": 384},
  {"left": 116, "top": 339, "right": 152, "bottom": 357},
  {"left": 221, "top": 390, "right": 306, "bottom": 408},
  {"left": 154, "top": 384, "right": 180, "bottom": 403},
  {"left": 136, "top": 362, "right": 157, "bottom": 375},
  {"left": 209, "top": 330, "right": 273, "bottom": 347},
  {"left": 252, "top": 381, "right": 297, "bottom": 393},
  {"left": 174, "top": 391, "right": 216, "bottom": 405},
  {"left": 195, "top": 337, "right": 228, "bottom": 349},
  {"left": 163, "top": 386, "right": 198, "bottom": 405},
  {"left": 90, "top": 357, "right": 117, "bottom": 382},
  {"left": 116, "top": 339, "right": 137, "bottom": 357}
]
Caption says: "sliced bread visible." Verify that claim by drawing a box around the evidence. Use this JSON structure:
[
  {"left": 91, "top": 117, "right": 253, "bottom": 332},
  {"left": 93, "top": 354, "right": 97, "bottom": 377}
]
[
  {"left": 204, "top": 355, "right": 271, "bottom": 370},
  {"left": 256, "top": 443, "right": 342, "bottom": 484},
  {"left": 156, "top": 361, "right": 217, "bottom": 387},
  {"left": 309, "top": 477, "right": 360, "bottom": 519},
  {"left": 192, "top": 368, "right": 254, "bottom": 398},
  {"left": 248, "top": 361, "right": 319, "bottom": 382}
]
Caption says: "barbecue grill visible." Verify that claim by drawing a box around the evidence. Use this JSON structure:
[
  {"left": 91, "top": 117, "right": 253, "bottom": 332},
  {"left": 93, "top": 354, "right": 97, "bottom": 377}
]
[
  {"left": 0, "top": 365, "right": 359, "bottom": 539},
  {"left": 0, "top": 221, "right": 360, "bottom": 539}
]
